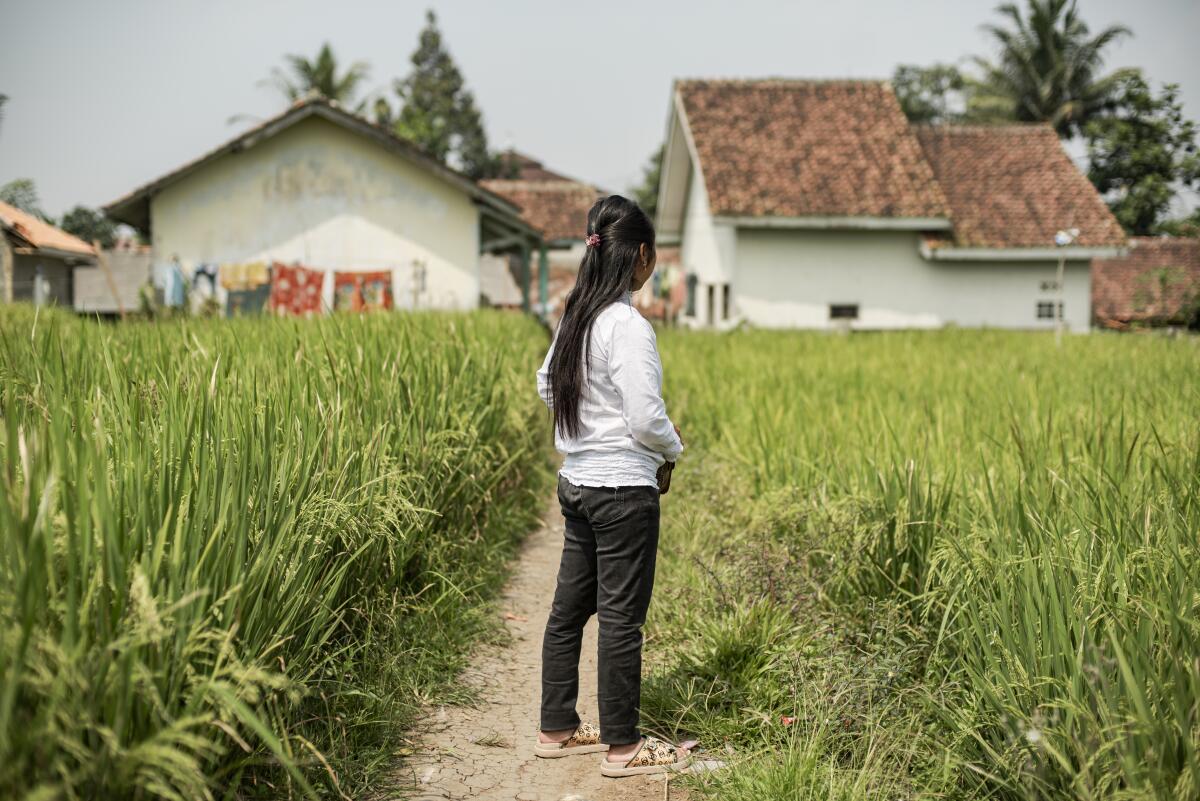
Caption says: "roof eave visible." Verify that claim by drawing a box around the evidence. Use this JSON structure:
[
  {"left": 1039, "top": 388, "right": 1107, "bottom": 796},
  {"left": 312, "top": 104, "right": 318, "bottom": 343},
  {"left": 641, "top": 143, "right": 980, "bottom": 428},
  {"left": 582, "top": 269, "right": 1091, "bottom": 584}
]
[
  {"left": 920, "top": 242, "right": 1128, "bottom": 261},
  {"left": 715, "top": 214, "right": 953, "bottom": 231},
  {"left": 12, "top": 244, "right": 97, "bottom": 262}
]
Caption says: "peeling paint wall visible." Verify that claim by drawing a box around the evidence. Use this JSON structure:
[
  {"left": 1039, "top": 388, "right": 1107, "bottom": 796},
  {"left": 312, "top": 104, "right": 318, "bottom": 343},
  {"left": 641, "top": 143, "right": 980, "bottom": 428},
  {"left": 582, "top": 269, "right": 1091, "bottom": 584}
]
[{"left": 150, "top": 116, "right": 481, "bottom": 310}]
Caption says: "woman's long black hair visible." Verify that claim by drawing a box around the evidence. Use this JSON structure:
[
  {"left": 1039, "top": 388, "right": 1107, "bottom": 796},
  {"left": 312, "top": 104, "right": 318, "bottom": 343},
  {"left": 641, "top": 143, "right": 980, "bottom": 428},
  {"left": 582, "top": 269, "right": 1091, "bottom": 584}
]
[{"left": 549, "top": 194, "right": 656, "bottom": 439}]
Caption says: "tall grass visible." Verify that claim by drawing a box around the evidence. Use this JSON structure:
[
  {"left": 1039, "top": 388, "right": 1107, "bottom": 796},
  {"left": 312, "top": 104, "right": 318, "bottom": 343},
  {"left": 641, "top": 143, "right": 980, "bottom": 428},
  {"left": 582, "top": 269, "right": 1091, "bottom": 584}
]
[
  {"left": 647, "top": 330, "right": 1199, "bottom": 800},
  {"left": 0, "top": 305, "right": 552, "bottom": 800}
]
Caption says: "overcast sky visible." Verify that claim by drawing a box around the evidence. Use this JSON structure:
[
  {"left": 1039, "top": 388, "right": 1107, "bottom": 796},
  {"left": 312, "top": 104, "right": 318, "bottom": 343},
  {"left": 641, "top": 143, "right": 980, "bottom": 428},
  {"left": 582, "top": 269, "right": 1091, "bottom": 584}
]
[{"left": 2, "top": 0, "right": 1197, "bottom": 217}]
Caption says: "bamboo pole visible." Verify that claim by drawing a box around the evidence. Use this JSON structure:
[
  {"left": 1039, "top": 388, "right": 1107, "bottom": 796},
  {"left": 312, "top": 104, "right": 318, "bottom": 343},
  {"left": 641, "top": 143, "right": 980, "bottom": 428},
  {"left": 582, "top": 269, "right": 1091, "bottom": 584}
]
[{"left": 93, "top": 240, "right": 127, "bottom": 320}]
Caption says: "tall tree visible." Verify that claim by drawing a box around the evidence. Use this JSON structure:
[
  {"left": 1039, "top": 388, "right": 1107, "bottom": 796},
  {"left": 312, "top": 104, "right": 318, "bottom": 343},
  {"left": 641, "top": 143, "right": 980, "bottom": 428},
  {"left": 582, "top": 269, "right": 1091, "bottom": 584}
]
[
  {"left": 392, "top": 11, "right": 498, "bottom": 179},
  {"left": 631, "top": 146, "right": 664, "bottom": 221},
  {"left": 0, "top": 178, "right": 49, "bottom": 221},
  {"left": 59, "top": 205, "right": 117, "bottom": 249},
  {"left": 1086, "top": 74, "right": 1200, "bottom": 236},
  {"left": 969, "top": 0, "right": 1134, "bottom": 137},
  {"left": 893, "top": 64, "right": 968, "bottom": 123},
  {"left": 263, "top": 42, "right": 370, "bottom": 107}
]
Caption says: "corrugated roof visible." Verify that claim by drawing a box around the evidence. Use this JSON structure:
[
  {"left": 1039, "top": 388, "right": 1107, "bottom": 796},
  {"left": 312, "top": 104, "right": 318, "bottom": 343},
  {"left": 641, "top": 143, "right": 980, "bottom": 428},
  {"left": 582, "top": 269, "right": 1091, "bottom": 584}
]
[
  {"left": 915, "top": 124, "right": 1126, "bottom": 249},
  {"left": 0, "top": 201, "right": 97, "bottom": 258},
  {"left": 677, "top": 79, "right": 950, "bottom": 220}
]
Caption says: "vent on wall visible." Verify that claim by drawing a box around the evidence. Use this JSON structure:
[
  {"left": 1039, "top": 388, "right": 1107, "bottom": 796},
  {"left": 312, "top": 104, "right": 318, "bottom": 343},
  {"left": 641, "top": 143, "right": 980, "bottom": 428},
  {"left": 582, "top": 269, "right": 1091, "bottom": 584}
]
[{"left": 829, "top": 303, "right": 859, "bottom": 320}]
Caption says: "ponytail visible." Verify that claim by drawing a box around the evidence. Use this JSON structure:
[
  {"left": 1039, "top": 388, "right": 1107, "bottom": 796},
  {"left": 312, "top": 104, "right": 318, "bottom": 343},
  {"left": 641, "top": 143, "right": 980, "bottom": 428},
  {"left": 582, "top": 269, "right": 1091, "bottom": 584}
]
[{"left": 549, "top": 195, "right": 656, "bottom": 439}]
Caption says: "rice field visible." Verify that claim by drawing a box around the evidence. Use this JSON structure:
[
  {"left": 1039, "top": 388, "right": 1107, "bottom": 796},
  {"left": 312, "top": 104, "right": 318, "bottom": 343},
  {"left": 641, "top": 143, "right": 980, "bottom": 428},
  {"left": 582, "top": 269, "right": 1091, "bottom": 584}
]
[
  {"left": 647, "top": 329, "right": 1200, "bottom": 800},
  {"left": 0, "top": 306, "right": 552, "bottom": 800},
  {"left": 3, "top": 306, "right": 1197, "bottom": 801}
]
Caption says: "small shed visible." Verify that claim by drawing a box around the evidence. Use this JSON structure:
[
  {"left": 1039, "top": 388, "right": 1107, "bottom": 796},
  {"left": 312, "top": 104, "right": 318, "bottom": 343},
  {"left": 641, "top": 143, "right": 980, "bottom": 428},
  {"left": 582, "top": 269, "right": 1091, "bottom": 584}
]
[
  {"left": 1, "top": 200, "right": 97, "bottom": 307},
  {"left": 74, "top": 242, "right": 153, "bottom": 317}
]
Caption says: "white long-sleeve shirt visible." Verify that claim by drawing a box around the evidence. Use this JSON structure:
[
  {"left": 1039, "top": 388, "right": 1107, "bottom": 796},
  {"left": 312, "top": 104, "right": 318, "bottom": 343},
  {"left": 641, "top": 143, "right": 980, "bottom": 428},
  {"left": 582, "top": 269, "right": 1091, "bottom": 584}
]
[{"left": 536, "top": 291, "right": 683, "bottom": 488}]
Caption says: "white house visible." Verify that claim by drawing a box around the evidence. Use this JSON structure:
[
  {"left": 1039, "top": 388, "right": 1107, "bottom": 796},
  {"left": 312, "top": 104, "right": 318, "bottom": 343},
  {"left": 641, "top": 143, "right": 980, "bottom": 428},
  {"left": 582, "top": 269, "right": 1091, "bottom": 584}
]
[
  {"left": 656, "top": 79, "right": 1127, "bottom": 331},
  {"left": 104, "top": 97, "right": 539, "bottom": 313},
  {"left": 1, "top": 200, "right": 97, "bottom": 307}
]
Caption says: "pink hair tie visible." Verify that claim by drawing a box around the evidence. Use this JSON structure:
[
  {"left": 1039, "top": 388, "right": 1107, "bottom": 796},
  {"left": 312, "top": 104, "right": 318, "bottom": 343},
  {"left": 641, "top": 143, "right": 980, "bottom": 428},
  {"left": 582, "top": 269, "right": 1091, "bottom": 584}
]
[{"left": 585, "top": 233, "right": 601, "bottom": 249}]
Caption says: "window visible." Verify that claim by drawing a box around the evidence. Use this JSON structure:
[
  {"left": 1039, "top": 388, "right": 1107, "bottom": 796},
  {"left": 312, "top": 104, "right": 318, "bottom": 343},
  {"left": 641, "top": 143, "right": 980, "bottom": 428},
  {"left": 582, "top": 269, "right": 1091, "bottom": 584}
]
[
  {"left": 707, "top": 284, "right": 715, "bottom": 326},
  {"left": 1040, "top": 280, "right": 1060, "bottom": 291},
  {"left": 829, "top": 303, "right": 859, "bottom": 320},
  {"left": 685, "top": 274, "right": 697, "bottom": 317},
  {"left": 1036, "top": 301, "right": 1063, "bottom": 319},
  {"left": 721, "top": 283, "right": 731, "bottom": 321}
]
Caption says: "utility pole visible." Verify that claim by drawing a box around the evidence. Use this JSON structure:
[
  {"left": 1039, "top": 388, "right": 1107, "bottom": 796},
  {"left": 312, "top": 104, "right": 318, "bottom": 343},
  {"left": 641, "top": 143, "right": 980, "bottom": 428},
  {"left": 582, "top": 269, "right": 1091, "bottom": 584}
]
[
  {"left": 1053, "top": 228, "right": 1079, "bottom": 347},
  {"left": 411, "top": 258, "right": 426, "bottom": 311}
]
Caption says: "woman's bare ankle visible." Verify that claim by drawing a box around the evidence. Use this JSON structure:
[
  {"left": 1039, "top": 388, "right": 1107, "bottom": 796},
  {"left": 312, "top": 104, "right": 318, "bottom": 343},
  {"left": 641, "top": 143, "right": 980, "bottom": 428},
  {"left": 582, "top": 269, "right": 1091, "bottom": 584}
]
[
  {"left": 605, "top": 737, "right": 643, "bottom": 761},
  {"left": 537, "top": 727, "right": 576, "bottom": 744}
]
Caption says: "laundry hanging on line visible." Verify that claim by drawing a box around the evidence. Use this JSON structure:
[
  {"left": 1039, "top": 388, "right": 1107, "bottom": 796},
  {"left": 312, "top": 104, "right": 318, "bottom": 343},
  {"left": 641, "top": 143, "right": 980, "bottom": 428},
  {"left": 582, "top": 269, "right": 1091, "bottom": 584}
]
[
  {"left": 219, "top": 262, "right": 270, "bottom": 291},
  {"left": 221, "top": 262, "right": 271, "bottom": 316},
  {"left": 334, "top": 270, "right": 394, "bottom": 312},
  {"left": 269, "top": 262, "right": 325, "bottom": 316}
]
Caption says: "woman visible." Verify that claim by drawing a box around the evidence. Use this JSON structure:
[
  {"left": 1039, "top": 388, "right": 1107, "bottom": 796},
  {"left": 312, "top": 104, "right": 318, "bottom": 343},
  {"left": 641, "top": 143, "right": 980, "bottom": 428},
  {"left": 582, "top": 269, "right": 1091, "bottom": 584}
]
[{"left": 532, "top": 195, "right": 688, "bottom": 777}]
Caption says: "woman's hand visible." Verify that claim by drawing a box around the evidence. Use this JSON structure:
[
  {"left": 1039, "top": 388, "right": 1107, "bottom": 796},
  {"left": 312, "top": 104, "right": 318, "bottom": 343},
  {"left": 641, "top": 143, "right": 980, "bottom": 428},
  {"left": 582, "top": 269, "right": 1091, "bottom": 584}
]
[
  {"left": 674, "top": 424, "right": 684, "bottom": 447},
  {"left": 657, "top": 460, "right": 674, "bottom": 495}
]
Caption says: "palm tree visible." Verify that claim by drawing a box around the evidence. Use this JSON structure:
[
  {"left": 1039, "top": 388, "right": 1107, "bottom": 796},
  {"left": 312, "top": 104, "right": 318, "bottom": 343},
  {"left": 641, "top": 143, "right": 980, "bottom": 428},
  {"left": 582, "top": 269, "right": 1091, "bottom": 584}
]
[
  {"left": 968, "top": 0, "right": 1135, "bottom": 137},
  {"left": 263, "top": 42, "right": 370, "bottom": 108}
]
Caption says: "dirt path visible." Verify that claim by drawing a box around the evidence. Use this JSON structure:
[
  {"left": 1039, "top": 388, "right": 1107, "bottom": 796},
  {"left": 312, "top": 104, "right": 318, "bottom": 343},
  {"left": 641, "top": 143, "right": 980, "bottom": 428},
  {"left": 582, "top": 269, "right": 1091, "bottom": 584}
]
[{"left": 380, "top": 495, "right": 691, "bottom": 801}]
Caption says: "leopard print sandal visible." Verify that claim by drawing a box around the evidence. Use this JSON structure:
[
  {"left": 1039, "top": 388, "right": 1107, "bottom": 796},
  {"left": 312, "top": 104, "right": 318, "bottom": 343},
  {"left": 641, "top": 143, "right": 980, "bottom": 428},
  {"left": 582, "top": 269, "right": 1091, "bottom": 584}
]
[
  {"left": 600, "top": 736, "right": 690, "bottom": 777},
  {"left": 534, "top": 722, "right": 608, "bottom": 758}
]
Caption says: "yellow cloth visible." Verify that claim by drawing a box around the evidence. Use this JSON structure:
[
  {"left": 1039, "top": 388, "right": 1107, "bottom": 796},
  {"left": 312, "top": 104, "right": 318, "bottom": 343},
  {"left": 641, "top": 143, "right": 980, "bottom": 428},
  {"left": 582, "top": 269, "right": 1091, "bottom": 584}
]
[{"left": 220, "top": 262, "right": 269, "bottom": 291}]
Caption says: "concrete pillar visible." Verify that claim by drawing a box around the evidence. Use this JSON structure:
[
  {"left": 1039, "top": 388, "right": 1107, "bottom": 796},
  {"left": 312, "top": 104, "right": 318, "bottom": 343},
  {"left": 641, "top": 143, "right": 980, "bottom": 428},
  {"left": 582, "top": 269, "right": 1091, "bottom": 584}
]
[
  {"left": 538, "top": 243, "right": 549, "bottom": 321},
  {"left": 518, "top": 242, "right": 531, "bottom": 313}
]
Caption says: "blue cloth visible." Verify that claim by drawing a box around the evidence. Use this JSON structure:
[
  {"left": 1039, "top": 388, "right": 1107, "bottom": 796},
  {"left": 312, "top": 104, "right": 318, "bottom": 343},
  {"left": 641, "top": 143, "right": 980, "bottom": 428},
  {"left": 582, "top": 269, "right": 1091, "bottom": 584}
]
[{"left": 165, "top": 263, "right": 186, "bottom": 307}]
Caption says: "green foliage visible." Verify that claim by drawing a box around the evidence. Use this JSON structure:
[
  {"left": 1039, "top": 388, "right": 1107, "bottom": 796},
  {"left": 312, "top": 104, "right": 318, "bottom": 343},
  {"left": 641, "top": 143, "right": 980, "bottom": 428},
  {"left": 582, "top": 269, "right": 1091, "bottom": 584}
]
[
  {"left": 1156, "top": 208, "right": 1200, "bottom": 238},
  {"left": 969, "top": 0, "right": 1134, "bottom": 137},
  {"left": 263, "top": 41, "right": 370, "bottom": 108},
  {"left": 58, "top": 205, "right": 117, "bottom": 249},
  {"left": 1086, "top": 74, "right": 1200, "bottom": 236},
  {"left": 892, "top": 63, "right": 967, "bottom": 124},
  {"left": 391, "top": 11, "right": 499, "bottom": 179},
  {"left": 0, "top": 307, "right": 552, "bottom": 800},
  {"left": 0, "top": 178, "right": 49, "bottom": 221},
  {"left": 632, "top": 146, "right": 664, "bottom": 221},
  {"left": 649, "top": 329, "right": 1200, "bottom": 800}
]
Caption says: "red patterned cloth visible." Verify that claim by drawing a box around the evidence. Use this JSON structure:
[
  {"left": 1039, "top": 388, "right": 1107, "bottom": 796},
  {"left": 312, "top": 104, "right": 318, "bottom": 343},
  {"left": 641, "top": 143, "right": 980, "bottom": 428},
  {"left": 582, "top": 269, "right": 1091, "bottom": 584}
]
[
  {"left": 334, "top": 270, "right": 393, "bottom": 312},
  {"left": 269, "top": 262, "right": 325, "bottom": 316}
]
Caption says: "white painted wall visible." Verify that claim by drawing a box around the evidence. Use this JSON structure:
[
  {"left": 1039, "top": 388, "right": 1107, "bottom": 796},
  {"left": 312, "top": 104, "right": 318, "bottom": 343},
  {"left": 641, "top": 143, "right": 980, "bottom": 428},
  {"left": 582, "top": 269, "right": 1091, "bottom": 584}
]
[
  {"left": 150, "top": 115, "right": 482, "bottom": 310},
  {"left": 678, "top": 167, "right": 740, "bottom": 327},
  {"left": 679, "top": 168, "right": 735, "bottom": 286},
  {"left": 734, "top": 229, "right": 1092, "bottom": 331}
]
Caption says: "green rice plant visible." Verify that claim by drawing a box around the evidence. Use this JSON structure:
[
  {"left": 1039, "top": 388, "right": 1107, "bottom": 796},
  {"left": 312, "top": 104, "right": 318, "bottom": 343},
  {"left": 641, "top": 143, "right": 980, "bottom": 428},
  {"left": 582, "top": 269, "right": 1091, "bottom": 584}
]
[
  {"left": 0, "top": 305, "right": 552, "bottom": 800},
  {"left": 650, "top": 328, "right": 1200, "bottom": 800}
]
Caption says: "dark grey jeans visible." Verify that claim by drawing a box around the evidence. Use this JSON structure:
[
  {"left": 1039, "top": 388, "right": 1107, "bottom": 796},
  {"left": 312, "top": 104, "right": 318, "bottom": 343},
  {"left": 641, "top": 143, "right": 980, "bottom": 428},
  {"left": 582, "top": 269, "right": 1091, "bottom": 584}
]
[{"left": 540, "top": 474, "right": 661, "bottom": 745}]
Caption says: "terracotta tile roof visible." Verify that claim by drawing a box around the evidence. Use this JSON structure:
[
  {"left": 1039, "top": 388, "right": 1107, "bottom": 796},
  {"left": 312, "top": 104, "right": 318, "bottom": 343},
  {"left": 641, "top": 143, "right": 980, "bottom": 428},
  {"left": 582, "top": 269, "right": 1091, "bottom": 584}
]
[
  {"left": 677, "top": 79, "right": 949, "bottom": 220},
  {"left": 916, "top": 125, "right": 1126, "bottom": 249},
  {"left": 1091, "top": 236, "right": 1200, "bottom": 326},
  {"left": 0, "top": 200, "right": 96, "bottom": 257},
  {"left": 498, "top": 150, "right": 578, "bottom": 183},
  {"left": 481, "top": 179, "right": 603, "bottom": 243}
]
